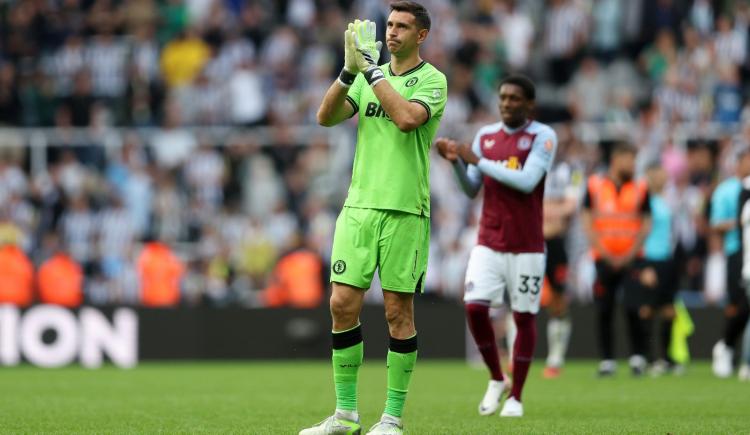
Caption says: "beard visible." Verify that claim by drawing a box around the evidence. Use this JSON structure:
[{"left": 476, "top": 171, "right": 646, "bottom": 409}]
[{"left": 619, "top": 171, "right": 634, "bottom": 182}]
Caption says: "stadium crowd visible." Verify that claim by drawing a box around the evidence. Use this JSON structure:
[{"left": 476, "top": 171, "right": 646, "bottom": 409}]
[{"left": 0, "top": 0, "right": 749, "bottom": 309}]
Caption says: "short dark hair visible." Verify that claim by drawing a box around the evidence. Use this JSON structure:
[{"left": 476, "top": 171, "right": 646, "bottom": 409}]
[
  {"left": 499, "top": 75, "right": 535, "bottom": 100},
  {"left": 390, "top": 1, "right": 431, "bottom": 31},
  {"left": 611, "top": 141, "right": 637, "bottom": 159}
]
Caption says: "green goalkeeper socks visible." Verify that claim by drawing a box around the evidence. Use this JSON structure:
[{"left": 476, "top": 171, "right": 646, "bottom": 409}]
[
  {"left": 332, "top": 324, "right": 364, "bottom": 412},
  {"left": 384, "top": 334, "right": 418, "bottom": 418}
]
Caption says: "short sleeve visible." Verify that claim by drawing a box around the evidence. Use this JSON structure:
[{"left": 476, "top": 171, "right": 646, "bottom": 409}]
[
  {"left": 710, "top": 185, "right": 731, "bottom": 225},
  {"left": 345, "top": 74, "right": 366, "bottom": 118},
  {"left": 408, "top": 72, "right": 448, "bottom": 123}
]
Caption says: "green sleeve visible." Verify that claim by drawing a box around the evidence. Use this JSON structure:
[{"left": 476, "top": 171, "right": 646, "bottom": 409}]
[
  {"left": 407, "top": 72, "right": 447, "bottom": 123},
  {"left": 345, "top": 74, "right": 365, "bottom": 118}
]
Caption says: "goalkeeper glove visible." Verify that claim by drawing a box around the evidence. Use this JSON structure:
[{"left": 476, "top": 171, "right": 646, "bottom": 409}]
[
  {"left": 352, "top": 19, "right": 384, "bottom": 86},
  {"left": 338, "top": 22, "right": 359, "bottom": 87}
]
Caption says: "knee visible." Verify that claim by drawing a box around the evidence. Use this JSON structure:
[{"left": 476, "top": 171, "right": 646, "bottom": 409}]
[
  {"left": 330, "top": 293, "right": 357, "bottom": 323},
  {"left": 639, "top": 306, "right": 653, "bottom": 320},
  {"left": 385, "top": 304, "right": 408, "bottom": 327},
  {"left": 660, "top": 306, "right": 676, "bottom": 319}
]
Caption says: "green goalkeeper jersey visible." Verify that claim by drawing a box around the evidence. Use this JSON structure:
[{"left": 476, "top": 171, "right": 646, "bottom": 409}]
[{"left": 344, "top": 61, "right": 447, "bottom": 217}]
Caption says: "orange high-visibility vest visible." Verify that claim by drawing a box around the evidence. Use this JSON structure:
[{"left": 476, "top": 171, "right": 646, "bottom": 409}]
[
  {"left": 137, "top": 242, "right": 185, "bottom": 307},
  {"left": 38, "top": 253, "right": 84, "bottom": 307},
  {"left": 587, "top": 174, "right": 648, "bottom": 259},
  {"left": 264, "top": 250, "right": 324, "bottom": 308},
  {"left": 0, "top": 245, "right": 34, "bottom": 306}
]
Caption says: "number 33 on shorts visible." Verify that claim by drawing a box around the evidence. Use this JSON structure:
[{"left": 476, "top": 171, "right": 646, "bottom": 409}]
[{"left": 463, "top": 245, "right": 546, "bottom": 314}]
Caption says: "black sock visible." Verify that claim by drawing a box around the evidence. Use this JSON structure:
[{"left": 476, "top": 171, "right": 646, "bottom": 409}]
[
  {"left": 724, "top": 309, "right": 750, "bottom": 349},
  {"left": 660, "top": 318, "right": 673, "bottom": 362},
  {"left": 626, "top": 310, "right": 646, "bottom": 357}
]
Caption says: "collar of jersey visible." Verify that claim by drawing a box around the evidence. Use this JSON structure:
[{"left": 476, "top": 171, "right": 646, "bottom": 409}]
[
  {"left": 388, "top": 61, "right": 426, "bottom": 77},
  {"left": 501, "top": 119, "right": 531, "bottom": 135}
]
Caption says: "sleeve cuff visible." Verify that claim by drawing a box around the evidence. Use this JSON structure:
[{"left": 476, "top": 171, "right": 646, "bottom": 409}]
[
  {"left": 409, "top": 99, "right": 431, "bottom": 124},
  {"left": 345, "top": 96, "right": 359, "bottom": 118}
]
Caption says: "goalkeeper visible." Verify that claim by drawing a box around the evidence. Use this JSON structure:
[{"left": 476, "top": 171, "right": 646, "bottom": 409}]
[{"left": 300, "top": 2, "right": 446, "bottom": 435}]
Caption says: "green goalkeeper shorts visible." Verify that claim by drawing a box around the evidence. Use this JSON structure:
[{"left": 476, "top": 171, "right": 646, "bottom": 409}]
[{"left": 330, "top": 206, "right": 430, "bottom": 293}]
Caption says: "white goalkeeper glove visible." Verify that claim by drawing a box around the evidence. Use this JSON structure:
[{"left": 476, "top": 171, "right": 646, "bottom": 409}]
[
  {"left": 337, "top": 21, "right": 360, "bottom": 87},
  {"left": 352, "top": 19, "right": 384, "bottom": 86}
]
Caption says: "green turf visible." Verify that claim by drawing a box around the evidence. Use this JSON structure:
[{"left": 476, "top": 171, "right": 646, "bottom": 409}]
[{"left": 0, "top": 361, "right": 748, "bottom": 434}]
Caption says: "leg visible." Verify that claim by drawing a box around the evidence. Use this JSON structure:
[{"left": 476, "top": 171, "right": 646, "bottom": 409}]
[
  {"left": 544, "top": 237, "right": 571, "bottom": 373},
  {"left": 715, "top": 252, "right": 749, "bottom": 378},
  {"left": 382, "top": 289, "right": 417, "bottom": 420},
  {"left": 659, "top": 305, "right": 676, "bottom": 362},
  {"left": 374, "top": 211, "right": 429, "bottom": 427},
  {"left": 466, "top": 302, "right": 504, "bottom": 381},
  {"left": 464, "top": 245, "right": 505, "bottom": 380},
  {"left": 463, "top": 245, "right": 509, "bottom": 415},
  {"left": 503, "top": 253, "right": 544, "bottom": 410},
  {"left": 594, "top": 261, "right": 618, "bottom": 371},
  {"left": 510, "top": 311, "right": 537, "bottom": 401},
  {"left": 724, "top": 253, "right": 750, "bottom": 350},
  {"left": 624, "top": 262, "right": 650, "bottom": 374},
  {"left": 299, "top": 207, "right": 378, "bottom": 434},
  {"left": 330, "top": 283, "right": 366, "bottom": 414}
]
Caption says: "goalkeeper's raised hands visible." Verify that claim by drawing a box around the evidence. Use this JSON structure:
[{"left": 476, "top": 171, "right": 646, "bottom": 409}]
[{"left": 351, "top": 19, "right": 385, "bottom": 86}]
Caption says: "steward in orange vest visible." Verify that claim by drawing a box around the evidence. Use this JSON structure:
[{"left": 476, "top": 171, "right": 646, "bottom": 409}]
[
  {"left": 137, "top": 240, "right": 185, "bottom": 307},
  {"left": 0, "top": 243, "right": 34, "bottom": 306},
  {"left": 38, "top": 249, "right": 84, "bottom": 307},
  {"left": 582, "top": 142, "right": 652, "bottom": 377},
  {"left": 263, "top": 247, "right": 324, "bottom": 308}
]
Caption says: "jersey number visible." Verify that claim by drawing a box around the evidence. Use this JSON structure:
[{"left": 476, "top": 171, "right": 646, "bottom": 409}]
[{"left": 519, "top": 275, "right": 541, "bottom": 295}]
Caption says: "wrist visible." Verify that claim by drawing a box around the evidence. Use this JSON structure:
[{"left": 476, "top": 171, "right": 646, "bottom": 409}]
[
  {"left": 363, "top": 65, "right": 385, "bottom": 86},
  {"left": 338, "top": 68, "right": 357, "bottom": 88}
]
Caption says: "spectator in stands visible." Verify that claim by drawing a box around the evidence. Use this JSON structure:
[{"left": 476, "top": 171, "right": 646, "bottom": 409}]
[
  {"left": 544, "top": 0, "right": 588, "bottom": 85},
  {"left": 160, "top": 27, "right": 210, "bottom": 88}
]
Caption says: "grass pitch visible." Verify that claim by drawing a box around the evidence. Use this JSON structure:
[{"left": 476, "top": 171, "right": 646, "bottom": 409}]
[{"left": 0, "top": 360, "right": 748, "bottom": 434}]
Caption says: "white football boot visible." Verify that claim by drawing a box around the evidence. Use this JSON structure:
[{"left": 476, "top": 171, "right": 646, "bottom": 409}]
[
  {"left": 478, "top": 379, "right": 509, "bottom": 416},
  {"left": 299, "top": 410, "right": 361, "bottom": 435},
  {"left": 499, "top": 396, "right": 523, "bottom": 417},
  {"left": 366, "top": 414, "right": 403, "bottom": 435},
  {"left": 712, "top": 340, "right": 733, "bottom": 378}
]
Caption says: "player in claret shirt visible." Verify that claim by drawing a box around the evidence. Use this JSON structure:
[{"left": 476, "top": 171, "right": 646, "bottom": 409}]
[{"left": 435, "top": 75, "right": 557, "bottom": 418}]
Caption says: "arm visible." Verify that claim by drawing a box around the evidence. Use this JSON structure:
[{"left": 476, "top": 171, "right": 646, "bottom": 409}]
[
  {"left": 457, "top": 127, "right": 557, "bottom": 194},
  {"left": 451, "top": 159, "right": 482, "bottom": 198},
  {"left": 581, "top": 208, "right": 614, "bottom": 265},
  {"left": 371, "top": 81, "right": 428, "bottom": 132},
  {"left": 435, "top": 136, "right": 481, "bottom": 198},
  {"left": 316, "top": 82, "right": 357, "bottom": 127},
  {"left": 317, "top": 23, "right": 360, "bottom": 127},
  {"left": 351, "top": 20, "right": 445, "bottom": 133}
]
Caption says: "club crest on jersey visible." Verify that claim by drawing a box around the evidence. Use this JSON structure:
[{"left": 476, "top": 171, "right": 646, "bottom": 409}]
[
  {"left": 483, "top": 139, "right": 496, "bottom": 149},
  {"left": 518, "top": 136, "right": 532, "bottom": 150}
]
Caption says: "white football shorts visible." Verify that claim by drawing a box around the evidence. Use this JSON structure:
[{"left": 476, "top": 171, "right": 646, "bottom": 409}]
[{"left": 463, "top": 245, "right": 545, "bottom": 314}]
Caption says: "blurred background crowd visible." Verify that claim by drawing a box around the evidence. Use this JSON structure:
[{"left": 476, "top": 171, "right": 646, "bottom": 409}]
[{"left": 0, "top": 0, "right": 749, "bottom": 308}]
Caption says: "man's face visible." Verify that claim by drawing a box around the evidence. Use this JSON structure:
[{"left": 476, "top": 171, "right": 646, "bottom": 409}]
[
  {"left": 738, "top": 152, "right": 750, "bottom": 177},
  {"left": 613, "top": 151, "right": 636, "bottom": 181},
  {"left": 386, "top": 11, "right": 427, "bottom": 56},
  {"left": 498, "top": 83, "right": 532, "bottom": 126},
  {"left": 647, "top": 167, "right": 667, "bottom": 190}
]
